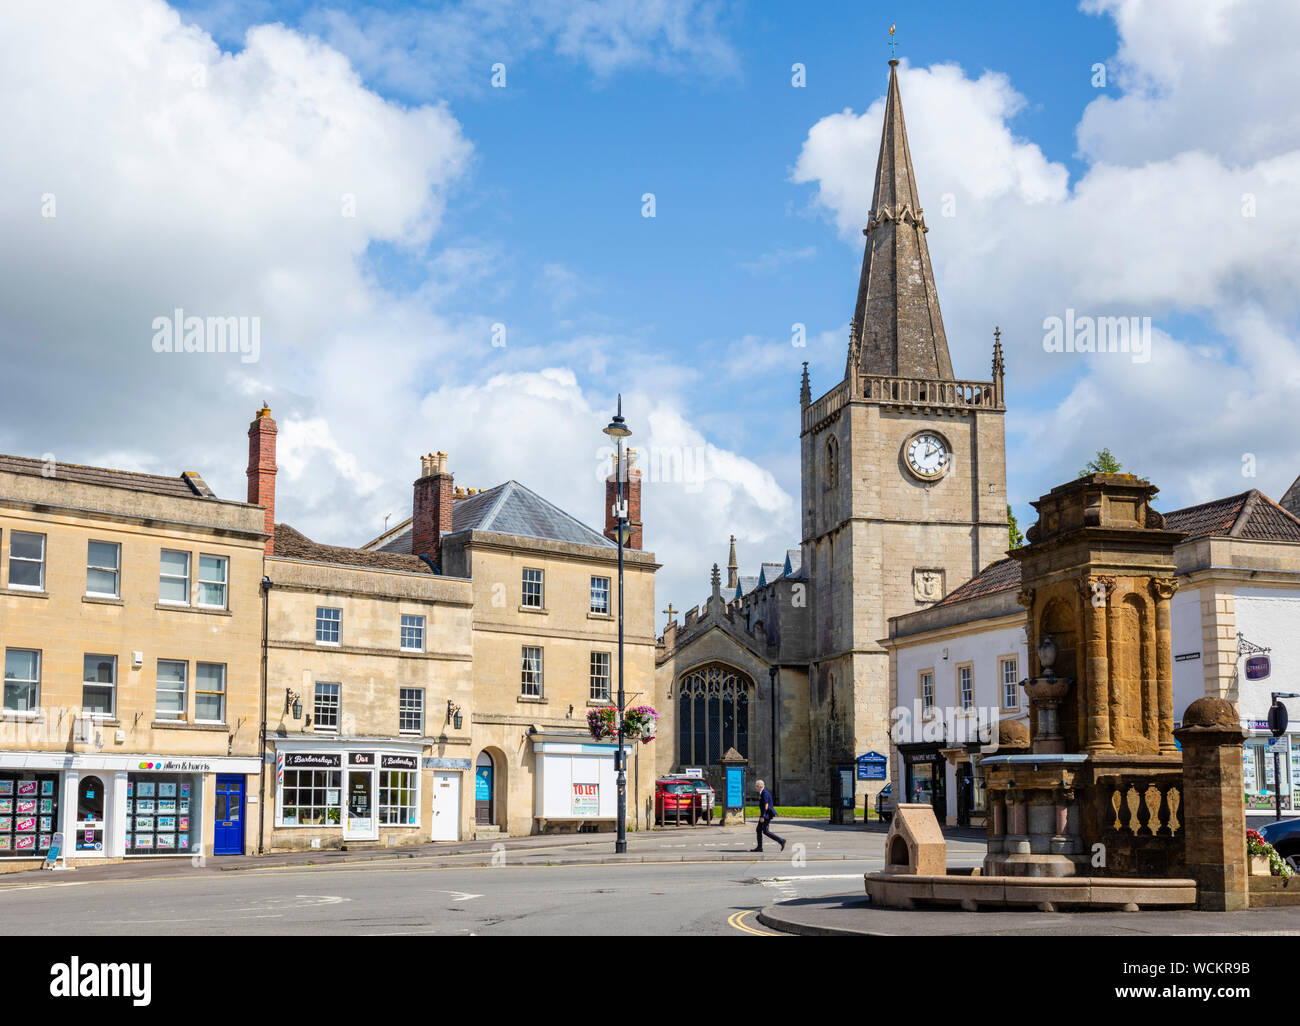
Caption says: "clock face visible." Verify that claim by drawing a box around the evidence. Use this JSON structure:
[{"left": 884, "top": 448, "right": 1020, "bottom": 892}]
[{"left": 904, "top": 431, "right": 950, "bottom": 480}]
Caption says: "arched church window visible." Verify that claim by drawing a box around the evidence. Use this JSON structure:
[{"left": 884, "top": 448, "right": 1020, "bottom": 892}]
[
  {"left": 826, "top": 436, "right": 839, "bottom": 490},
  {"left": 676, "top": 664, "right": 753, "bottom": 765}
]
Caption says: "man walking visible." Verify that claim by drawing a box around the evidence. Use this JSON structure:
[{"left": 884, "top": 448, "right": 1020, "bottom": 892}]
[{"left": 751, "top": 779, "right": 785, "bottom": 853}]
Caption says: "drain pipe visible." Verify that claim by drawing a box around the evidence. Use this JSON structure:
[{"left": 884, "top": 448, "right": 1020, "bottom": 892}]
[
  {"left": 769, "top": 666, "right": 778, "bottom": 803},
  {"left": 257, "top": 575, "right": 272, "bottom": 855}
]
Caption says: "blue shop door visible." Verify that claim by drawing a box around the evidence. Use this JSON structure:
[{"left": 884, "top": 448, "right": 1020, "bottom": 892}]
[{"left": 214, "top": 776, "right": 245, "bottom": 855}]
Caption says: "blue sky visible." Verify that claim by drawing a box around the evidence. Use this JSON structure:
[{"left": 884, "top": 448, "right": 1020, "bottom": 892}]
[{"left": 2, "top": 1, "right": 1299, "bottom": 623}]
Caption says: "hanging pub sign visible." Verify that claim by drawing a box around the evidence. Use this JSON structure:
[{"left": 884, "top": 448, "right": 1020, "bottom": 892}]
[{"left": 1245, "top": 655, "right": 1271, "bottom": 681}]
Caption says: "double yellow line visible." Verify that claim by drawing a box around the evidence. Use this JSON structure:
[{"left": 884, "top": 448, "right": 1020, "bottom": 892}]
[{"left": 727, "top": 909, "right": 781, "bottom": 936}]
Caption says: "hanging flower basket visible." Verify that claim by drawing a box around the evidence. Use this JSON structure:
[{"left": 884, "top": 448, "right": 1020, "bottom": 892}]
[
  {"left": 587, "top": 706, "right": 619, "bottom": 741},
  {"left": 623, "top": 705, "right": 659, "bottom": 744}
]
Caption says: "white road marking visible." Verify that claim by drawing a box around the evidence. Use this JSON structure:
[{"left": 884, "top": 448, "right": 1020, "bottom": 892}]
[{"left": 0, "top": 881, "right": 88, "bottom": 894}]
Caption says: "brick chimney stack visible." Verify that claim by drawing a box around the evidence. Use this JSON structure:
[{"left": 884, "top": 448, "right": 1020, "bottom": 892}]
[
  {"left": 604, "top": 447, "right": 643, "bottom": 550},
  {"left": 413, "top": 451, "right": 453, "bottom": 568},
  {"left": 247, "top": 403, "right": 278, "bottom": 555}
]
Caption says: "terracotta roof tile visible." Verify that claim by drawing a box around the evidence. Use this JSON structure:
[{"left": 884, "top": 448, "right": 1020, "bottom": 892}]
[{"left": 934, "top": 557, "right": 1021, "bottom": 607}]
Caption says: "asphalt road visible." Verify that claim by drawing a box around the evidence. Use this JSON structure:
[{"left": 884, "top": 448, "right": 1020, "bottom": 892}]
[{"left": 0, "top": 837, "right": 989, "bottom": 936}]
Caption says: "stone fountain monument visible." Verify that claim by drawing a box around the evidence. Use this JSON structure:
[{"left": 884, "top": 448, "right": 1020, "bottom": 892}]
[{"left": 867, "top": 474, "right": 1258, "bottom": 912}]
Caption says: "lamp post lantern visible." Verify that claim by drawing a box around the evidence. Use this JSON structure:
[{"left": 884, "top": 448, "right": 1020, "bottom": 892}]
[{"left": 603, "top": 395, "right": 632, "bottom": 854}]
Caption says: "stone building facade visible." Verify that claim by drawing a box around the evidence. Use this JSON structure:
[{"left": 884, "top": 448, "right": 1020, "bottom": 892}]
[
  {"left": 656, "top": 59, "right": 1009, "bottom": 807},
  {"left": 0, "top": 452, "right": 266, "bottom": 870}
]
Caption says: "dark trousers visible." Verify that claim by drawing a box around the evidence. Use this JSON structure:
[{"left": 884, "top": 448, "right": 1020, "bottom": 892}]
[{"left": 755, "top": 817, "right": 784, "bottom": 850}]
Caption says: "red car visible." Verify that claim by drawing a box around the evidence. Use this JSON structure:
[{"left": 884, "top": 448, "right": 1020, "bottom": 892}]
[{"left": 654, "top": 778, "right": 701, "bottom": 825}]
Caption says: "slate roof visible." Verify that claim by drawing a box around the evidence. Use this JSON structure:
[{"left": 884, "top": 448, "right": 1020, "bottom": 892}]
[
  {"left": 1164, "top": 489, "right": 1300, "bottom": 543},
  {"left": 0, "top": 454, "right": 216, "bottom": 499},
  {"left": 930, "top": 490, "right": 1300, "bottom": 610},
  {"left": 733, "top": 575, "right": 760, "bottom": 600},
  {"left": 757, "top": 562, "right": 784, "bottom": 587},
  {"left": 370, "top": 480, "right": 614, "bottom": 553},
  {"left": 274, "top": 524, "right": 434, "bottom": 574},
  {"left": 783, "top": 548, "right": 803, "bottom": 579}
]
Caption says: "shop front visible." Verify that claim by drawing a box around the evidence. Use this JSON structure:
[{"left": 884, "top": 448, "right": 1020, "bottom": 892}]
[
  {"left": 531, "top": 732, "right": 632, "bottom": 833},
  {"left": 269, "top": 740, "right": 450, "bottom": 850},
  {"left": 899, "top": 743, "right": 946, "bottom": 821},
  {"left": 1243, "top": 724, "right": 1296, "bottom": 816},
  {"left": 0, "top": 752, "right": 259, "bottom": 868}
]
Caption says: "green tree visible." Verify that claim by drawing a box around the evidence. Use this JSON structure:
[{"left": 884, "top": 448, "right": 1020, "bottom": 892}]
[
  {"left": 1078, "top": 448, "right": 1123, "bottom": 478},
  {"left": 1008, "top": 504, "right": 1024, "bottom": 549}
]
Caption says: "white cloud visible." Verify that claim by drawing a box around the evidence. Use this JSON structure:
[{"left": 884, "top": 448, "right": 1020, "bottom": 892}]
[
  {"left": 790, "top": 38, "right": 1300, "bottom": 514},
  {"left": 0, "top": 0, "right": 786, "bottom": 627}
]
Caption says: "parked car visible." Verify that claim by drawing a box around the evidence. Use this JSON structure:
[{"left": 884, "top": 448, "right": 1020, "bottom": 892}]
[
  {"left": 654, "top": 778, "right": 700, "bottom": 825},
  {"left": 685, "top": 779, "right": 715, "bottom": 823},
  {"left": 1258, "top": 817, "right": 1300, "bottom": 863},
  {"left": 874, "top": 782, "right": 893, "bottom": 823}
]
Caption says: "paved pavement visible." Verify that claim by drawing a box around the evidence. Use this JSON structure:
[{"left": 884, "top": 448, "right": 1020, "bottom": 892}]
[{"left": 758, "top": 892, "right": 1300, "bottom": 936}]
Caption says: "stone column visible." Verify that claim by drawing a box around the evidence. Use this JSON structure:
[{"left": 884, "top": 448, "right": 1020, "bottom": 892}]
[
  {"left": 1077, "top": 577, "right": 1114, "bottom": 752},
  {"left": 1141, "top": 590, "right": 1160, "bottom": 747},
  {"left": 1152, "top": 578, "right": 1179, "bottom": 753},
  {"left": 1174, "top": 698, "right": 1248, "bottom": 911}
]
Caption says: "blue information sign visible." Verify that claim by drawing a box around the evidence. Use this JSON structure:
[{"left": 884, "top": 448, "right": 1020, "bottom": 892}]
[
  {"left": 725, "top": 765, "right": 744, "bottom": 808},
  {"left": 856, "top": 751, "right": 888, "bottom": 781}
]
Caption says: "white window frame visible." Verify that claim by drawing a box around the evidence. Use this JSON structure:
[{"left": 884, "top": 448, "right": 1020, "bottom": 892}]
[
  {"left": 957, "top": 664, "right": 974, "bottom": 710},
  {"left": 316, "top": 607, "right": 342, "bottom": 646},
  {"left": 86, "top": 540, "right": 121, "bottom": 598},
  {"left": 155, "top": 659, "right": 188, "bottom": 722},
  {"left": 378, "top": 769, "right": 419, "bottom": 826},
  {"left": 399, "top": 688, "right": 424, "bottom": 735},
  {"left": 8, "top": 531, "right": 46, "bottom": 591},
  {"left": 1001, "top": 657, "right": 1020, "bottom": 710},
  {"left": 278, "top": 768, "right": 342, "bottom": 827},
  {"left": 920, "top": 670, "right": 935, "bottom": 712},
  {"left": 82, "top": 653, "right": 117, "bottom": 717},
  {"left": 3, "top": 648, "right": 41, "bottom": 712},
  {"left": 314, "top": 682, "right": 341, "bottom": 732},
  {"left": 159, "top": 549, "right": 191, "bottom": 605},
  {"left": 195, "top": 662, "right": 226, "bottom": 723},
  {"left": 521, "top": 646, "right": 543, "bottom": 697},
  {"left": 400, "top": 614, "right": 425, "bottom": 653},
  {"left": 197, "top": 554, "right": 228, "bottom": 609},
  {"left": 521, "top": 568, "right": 544, "bottom": 609},
  {"left": 590, "top": 651, "right": 611, "bottom": 702},
  {"left": 590, "top": 576, "right": 611, "bottom": 614}
]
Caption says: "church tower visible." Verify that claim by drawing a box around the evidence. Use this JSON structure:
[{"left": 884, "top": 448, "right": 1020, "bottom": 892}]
[{"left": 799, "top": 59, "right": 1009, "bottom": 801}]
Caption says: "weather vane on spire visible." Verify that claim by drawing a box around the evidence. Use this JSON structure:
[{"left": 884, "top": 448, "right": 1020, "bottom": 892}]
[{"left": 888, "top": 22, "right": 897, "bottom": 60}]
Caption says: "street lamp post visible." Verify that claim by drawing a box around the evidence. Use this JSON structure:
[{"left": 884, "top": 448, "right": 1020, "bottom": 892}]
[{"left": 603, "top": 395, "right": 632, "bottom": 854}]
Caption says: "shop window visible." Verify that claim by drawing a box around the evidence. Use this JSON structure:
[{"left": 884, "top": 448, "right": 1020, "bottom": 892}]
[
  {"left": 82, "top": 654, "right": 116, "bottom": 716},
  {"left": 86, "top": 541, "right": 120, "bottom": 598},
  {"left": 125, "top": 774, "right": 199, "bottom": 854},
  {"left": 8, "top": 531, "right": 45, "bottom": 590},
  {"left": 379, "top": 770, "right": 417, "bottom": 826},
  {"left": 280, "top": 769, "right": 341, "bottom": 826},
  {"left": 314, "top": 682, "right": 341, "bottom": 732},
  {"left": 0, "top": 772, "right": 59, "bottom": 857},
  {"left": 155, "top": 660, "right": 187, "bottom": 721},
  {"left": 4, "top": 648, "right": 40, "bottom": 712},
  {"left": 159, "top": 549, "right": 190, "bottom": 604}
]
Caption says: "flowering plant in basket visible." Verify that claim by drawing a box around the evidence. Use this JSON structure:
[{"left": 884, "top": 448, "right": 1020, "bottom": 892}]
[
  {"left": 586, "top": 705, "right": 619, "bottom": 741},
  {"left": 1247, "top": 828, "right": 1294, "bottom": 879}
]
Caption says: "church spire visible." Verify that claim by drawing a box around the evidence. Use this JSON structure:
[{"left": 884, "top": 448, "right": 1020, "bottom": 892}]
[
  {"left": 850, "top": 59, "right": 954, "bottom": 382},
  {"left": 727, "top": 534, "right": 739, "bottom": 590}
]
